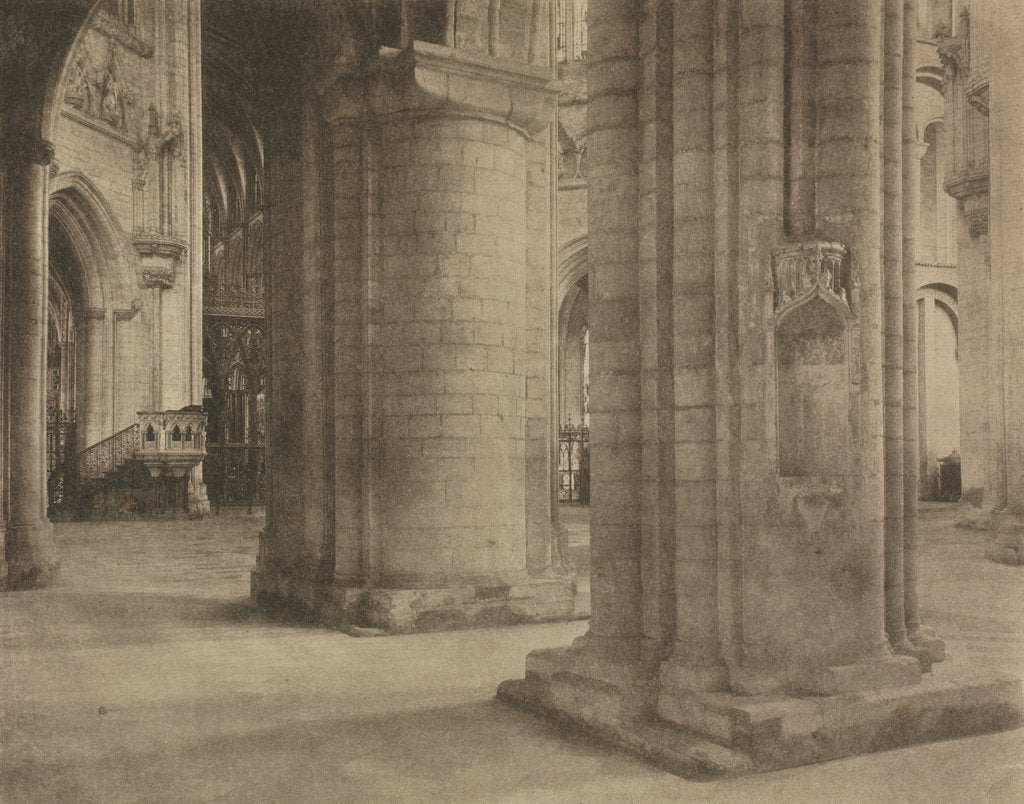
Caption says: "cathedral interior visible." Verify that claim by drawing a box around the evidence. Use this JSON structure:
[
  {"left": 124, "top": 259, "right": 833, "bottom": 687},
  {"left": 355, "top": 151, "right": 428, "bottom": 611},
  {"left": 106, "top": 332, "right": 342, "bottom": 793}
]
[{"left": 1, "top": 0, "right": 1023, "bottom": 800}]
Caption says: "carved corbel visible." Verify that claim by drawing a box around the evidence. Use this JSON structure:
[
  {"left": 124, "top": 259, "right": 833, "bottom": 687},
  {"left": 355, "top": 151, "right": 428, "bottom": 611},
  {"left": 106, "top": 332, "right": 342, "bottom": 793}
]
[
  {"left": 133, "top": 234, "right": 188, "bottom": 289},
  {"left": 114, "top": 299, "right": 144, "bottom": 322},
  {"left": 944, "top": 169, "right": 990, "bottom": 238}
]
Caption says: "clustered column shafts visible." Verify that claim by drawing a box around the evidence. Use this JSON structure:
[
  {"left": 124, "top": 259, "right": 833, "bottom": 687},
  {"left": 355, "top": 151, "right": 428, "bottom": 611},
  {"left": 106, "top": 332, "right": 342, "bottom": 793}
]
[{"left": 501, "top": 2, "right": 1020, "bottom": 774}]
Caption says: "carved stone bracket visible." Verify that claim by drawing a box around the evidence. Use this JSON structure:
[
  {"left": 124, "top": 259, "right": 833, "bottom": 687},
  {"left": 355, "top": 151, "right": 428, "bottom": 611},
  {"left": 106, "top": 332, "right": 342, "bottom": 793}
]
[
  {"left": 944, "top": 169, "right": 990, "bottom": 238},
  {"left": 134, "top": 234, "right": 188, "bottom": 261},
  {"left": 82, "top": 308, "right": 107, "bottom": 321},
  {"left": 141, "top": 267, "right": 176, "bottom": 289},
  {"left": 966, "top": 82, "right": 989, "bottom": 116},
  {"left": 114, "top": 299, "right": 144, "bottom": 322},
  {"left": 133, "top": 233, "right": 188, "bottom": 289},
  {"left": 771, "top": 241, "right": 852, "bottom": 316}
]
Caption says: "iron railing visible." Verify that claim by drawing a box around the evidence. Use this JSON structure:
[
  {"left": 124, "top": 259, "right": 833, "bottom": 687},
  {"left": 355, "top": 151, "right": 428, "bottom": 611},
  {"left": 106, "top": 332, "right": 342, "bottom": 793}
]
[
  {"left": 78, "top": 423, "right": 140, "bottom": 481},
  {"left": 46, "top": 410, "right": 76, "bottom": 509},
  {"left": 558, "top": 423, "right": 589, "bottom": 504},
  {"left": 204, "top": 443, "right": 265, "bottom": 507}
]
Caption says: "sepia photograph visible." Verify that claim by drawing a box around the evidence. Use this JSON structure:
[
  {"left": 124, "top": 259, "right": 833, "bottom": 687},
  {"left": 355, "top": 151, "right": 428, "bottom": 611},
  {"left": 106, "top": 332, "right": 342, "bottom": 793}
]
[{"left": 1, "top": 0, "right": 1022, "bottom": 801}]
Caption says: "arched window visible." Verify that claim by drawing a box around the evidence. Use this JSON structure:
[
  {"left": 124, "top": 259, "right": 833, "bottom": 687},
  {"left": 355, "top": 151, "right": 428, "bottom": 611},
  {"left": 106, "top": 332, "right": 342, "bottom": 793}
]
[{"left": 557, "top": 0, "right": 588, "bottom": 63}]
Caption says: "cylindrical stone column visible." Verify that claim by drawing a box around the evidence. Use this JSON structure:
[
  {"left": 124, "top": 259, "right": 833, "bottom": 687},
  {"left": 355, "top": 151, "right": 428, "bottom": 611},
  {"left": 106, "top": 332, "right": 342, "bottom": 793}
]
[
  {"left": 902, "top": 0, "right": 943, "bottom": 662},
  {"left": 582, "top": 0, "right": 644, "bottom": 652},
  {"left": 660, "top": 0, "right": 728, "bottom": 691},
  {"left": 3, "top": 136, "right": 59, "bottom": 589},
  {"left": 882, "top": 0, "right": 910, "bottom": 652},
  {"left": 373, "top": 113, "right": 529, "bottom": 584},
  {"left": 77, "top": 309, "right": 108, "bottom": 451}
]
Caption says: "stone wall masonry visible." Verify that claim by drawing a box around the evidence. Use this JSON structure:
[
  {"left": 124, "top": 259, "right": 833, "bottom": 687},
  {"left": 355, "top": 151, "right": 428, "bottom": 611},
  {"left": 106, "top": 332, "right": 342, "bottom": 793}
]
[{"left": 374, "top": 114, "right": 528, "bottom": 582}]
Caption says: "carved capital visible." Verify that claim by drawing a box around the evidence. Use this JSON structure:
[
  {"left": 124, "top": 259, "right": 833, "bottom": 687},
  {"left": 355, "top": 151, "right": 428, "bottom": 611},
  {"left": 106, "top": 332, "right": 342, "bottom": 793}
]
[{"left": 3, "top": 134, "right": 56, "bottom": 167}]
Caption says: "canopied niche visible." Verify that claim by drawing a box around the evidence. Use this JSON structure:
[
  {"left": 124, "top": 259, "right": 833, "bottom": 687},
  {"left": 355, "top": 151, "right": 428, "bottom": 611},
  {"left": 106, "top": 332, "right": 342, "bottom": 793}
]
[
  {"left": 776, "top": 297, "right": 849, "bottom": 476},
  {"left": 772, "top": 242, "right": 853, "bottom": 478}
]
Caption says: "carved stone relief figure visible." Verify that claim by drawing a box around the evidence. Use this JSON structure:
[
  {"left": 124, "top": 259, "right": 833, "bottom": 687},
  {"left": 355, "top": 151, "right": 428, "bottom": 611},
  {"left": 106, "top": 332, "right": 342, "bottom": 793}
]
[
  {"left": 64, "top": 56, "right": 93, "bottom": 113},
  {"left": 63, "top": 41, "right": 135, "bottom": 132},
  {"left": 99, "top": 61, "right": 124, "bottom": 127}
]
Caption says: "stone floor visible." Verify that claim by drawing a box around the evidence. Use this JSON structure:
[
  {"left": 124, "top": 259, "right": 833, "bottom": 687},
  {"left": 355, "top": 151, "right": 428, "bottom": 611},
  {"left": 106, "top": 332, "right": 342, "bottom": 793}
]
[{"left": 1, "top": 505, "right": 1022, "bottom": 802}]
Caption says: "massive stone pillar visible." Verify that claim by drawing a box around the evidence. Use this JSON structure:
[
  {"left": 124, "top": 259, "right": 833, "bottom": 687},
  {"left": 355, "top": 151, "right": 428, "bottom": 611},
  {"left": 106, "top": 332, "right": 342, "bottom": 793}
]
[
  {"left": 2, "top": 135, "right": 60, "bottom": 589},
  {"left": 984, "top": 0, "right": 1024, "bottom": 563},
  {"left": 938, "top": 2, "right": 1024, "bottom": 563},
  {"left": 500, "top": 0, "right": 1021, "bottom": 776},
  {"left": 253, "top": 15, "right": 574, "bottom": 631}
]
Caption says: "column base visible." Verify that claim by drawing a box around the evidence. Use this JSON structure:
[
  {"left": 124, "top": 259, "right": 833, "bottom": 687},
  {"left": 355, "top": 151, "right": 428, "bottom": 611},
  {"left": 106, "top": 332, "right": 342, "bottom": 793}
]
[
  {"left": 187, "top": 478, "right": 211, "bottom": 517},
  {"left": 910, "top": 626, "right": 947, "bottom": 665},
  {"left": 251, "top": 566, "right": 581, "bottom": 633},
  {"left": 955, "top": 501, "right": 990, "bottom": 529},
  {"left": 986, "top": 509, "right": 1024, "bottom": 565},
  {"left": 499, "top": 646, "right": 1023, "bottom": 778},
  {"left": 3, "top": 521, "right": 60, "bottom": 590},
  {"left": 726, "top": 649, "right": 922, "bottom": 696}
]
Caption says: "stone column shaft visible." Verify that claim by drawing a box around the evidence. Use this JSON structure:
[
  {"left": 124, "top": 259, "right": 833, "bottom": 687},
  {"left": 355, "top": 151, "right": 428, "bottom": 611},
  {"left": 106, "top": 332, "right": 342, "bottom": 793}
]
[
  {"left": 882, "top": 0, "right": 909, "bottom": 650},
  {"left": 78, "top": 309, "right": 109, "bottom": 451},
  {"left": 585, "top": 0, "right": 644, "bottom": 649},
  {"left": 660, "top": 0, "right": 726, "bottom": 689},
  {"left": 3, "top": 138, "right": 58, "bottom": 589},
  {"left": 636, "top": 0, "right": 675, "bottom": 661},
  {"left": 902, "top": 0, "right": 941, "bottom": 659}
]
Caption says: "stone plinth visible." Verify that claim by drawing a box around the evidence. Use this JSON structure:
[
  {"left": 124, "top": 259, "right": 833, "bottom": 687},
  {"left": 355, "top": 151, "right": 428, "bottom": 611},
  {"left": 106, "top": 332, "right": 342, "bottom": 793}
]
[
  {"left": 498, "top": 646, "right": 1022, "bottom": 777},
  {"left": 986, "top": 510, "right": 1024, "bottom": 565},
  {"left": 252, "top": 566, "right": 577, "bottom": 633}
]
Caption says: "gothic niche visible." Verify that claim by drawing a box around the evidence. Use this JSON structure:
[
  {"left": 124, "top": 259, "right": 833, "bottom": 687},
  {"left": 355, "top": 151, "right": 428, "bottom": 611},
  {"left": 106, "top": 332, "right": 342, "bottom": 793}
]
[{"left": 773, "top": 243, "right": 853, "bottom": 477}]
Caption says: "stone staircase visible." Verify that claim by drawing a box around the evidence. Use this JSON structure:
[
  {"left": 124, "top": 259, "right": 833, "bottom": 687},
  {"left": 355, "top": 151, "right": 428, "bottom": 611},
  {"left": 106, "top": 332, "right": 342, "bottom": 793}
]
[{"left": 49, "top": 410, "right": 208, "bottom": 520}]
